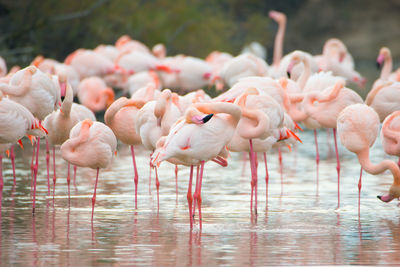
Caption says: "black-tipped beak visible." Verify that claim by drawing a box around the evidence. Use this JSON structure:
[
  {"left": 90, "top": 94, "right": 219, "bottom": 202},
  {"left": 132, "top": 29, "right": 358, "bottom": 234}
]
[
  {"left": 376, "top": 61, "right": 381, "bottom": 70},
  {"left": 202, "top": 114, "right": 213, "bottom": 123},
  {"left": 61, "top": 96, "right": 65, "bottom": 102},
  {"left": 287, "top": 71, "right": 291, "bottom": 79},
  {"left": 377, "top": 195, "right": 382, "bottom": 200}
]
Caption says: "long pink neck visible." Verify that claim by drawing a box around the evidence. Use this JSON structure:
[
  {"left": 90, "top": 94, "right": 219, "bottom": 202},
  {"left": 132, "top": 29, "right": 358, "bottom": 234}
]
[
  {"left": 272, "top": 18, "right": 286, "bottom": 67},
  {"left": 104, "top": 97, "right": 128, "bottom": 125},
  {"left": 237, "top": 109, "right": 269, "bottom": 139},
  {"left": 381, "top": 53, "right": 393, "bottom": 80},
  {"left": 357, "top": 149, "right": 400, "bottom": 186},
  {"left": 61, "top": 84, "right": 73, "bottom": 117}
]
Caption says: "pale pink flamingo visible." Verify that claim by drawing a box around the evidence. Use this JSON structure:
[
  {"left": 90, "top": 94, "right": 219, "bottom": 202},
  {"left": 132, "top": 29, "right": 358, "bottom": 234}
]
[
  {"left": 44, "top": 84, "right": 88, "bottom": 200},
  {"left": 135, "top": 89, "right": 181, "bottom": 207},
  {"left": 365, "top": 81, "right": 400, "bottom": 122},
  {"left": 381, "top": 111, "right": 400, "bottom": 166},
  {"left": 241, "top": 42, "right": 267, "bottom": 60},
  {"left": 105, "top": 97, "right": 146, "bottom": 209},
  {"left": 205, "top": 51, "right": 233, "bottom": 90},
  {"left": 116, "top": 51, "right": 172, "bottom": 75},
  {"left": 77, "top": 77, "right": 115, "bottom": 113},
  {"left": 0, "top": 56, "right": 7, "bottom": 77},
  {"left": 115, "top": 35, "right": 151, "bottom": 54},
  {"left": 94, "top": 44, "right": 120, "bottom": 62},
  {"left": 60, "top": 119, "right": 117, "bottom": 222},
  {"left": 0, "top": 66, "right": 59, "bottom": 212},
  {"left": 337, "top": 104, "right": 400, "bottom": 209},
  {"left": 151, "top": 102, "right": 241, "bottom": 229},
  {"left": 303, "top": 81, "right": 363, "bottom": 208},
  {"left": 374, "top": 47, "right": 399, "bottom": 88},
  {"left": 177, "top": 89, "right": 211, "bottom": 114}
]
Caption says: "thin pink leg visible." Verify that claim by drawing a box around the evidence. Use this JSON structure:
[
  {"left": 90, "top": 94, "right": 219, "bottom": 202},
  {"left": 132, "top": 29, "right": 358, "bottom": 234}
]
[
  {"left": 187, "top": 166, "right": 194, "bottom": 229},
  {"left": 32, "top": 137, "right": 40, "bottom": 214},
  {"left": 192, "top": 165, "right": 200, "bottom": 223},
  {"left": 130, "top": 146, "right": 139, "bottom": 209},
  {"left": 263, "top": 152, "right": 269, "bottom": 208},
  {"left": 333, "top": 128, "right": 341, "bottom": 209},
  {"left": 249, "top": 150, "right": 254, "bottom": 213},
  {"left": 10, "top": 145, "right": 16, "bottom": 187},
  {"left": 30, "top": 141, "right": 36, "bottom": 194},
  {"left": 278, "top": 147, "right": 283, "bottom": 195},
  {"left": 46, "top": 139, "right": 50, "bottom": 196},
  {"left": 91, "top": 168, "right": 100, "bottom": 223},
  {"left": 67, "top": 162, "right": 71, "bottom": 204},
  {"left": 249, "top": 140, "right": 258, "bottom": 215},
  {"left": 155, "top": 167, "right": 160, "bottom": 211},
  {"left": 197, "top": 161, "right": 205, "bottom": 229},
  {"left": 148, "top": 154, "right": 152, "bottom": 194},
  {"left": 358, "top": 167, "right": 363, "bottom": 216},
  {"left": 175, "top": 165, "right": 179, "bottom": 197},
  {"left": 52, "top": 146, "right": 56, "bottom": 201},
  {"left": 314, "top": 129, "right": 320, "bottom": 195}
]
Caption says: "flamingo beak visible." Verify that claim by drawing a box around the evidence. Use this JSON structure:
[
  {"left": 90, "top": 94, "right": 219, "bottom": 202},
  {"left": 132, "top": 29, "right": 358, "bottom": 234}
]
[{"left": 377, "top": 194, "right": 395, "bottom": 202}]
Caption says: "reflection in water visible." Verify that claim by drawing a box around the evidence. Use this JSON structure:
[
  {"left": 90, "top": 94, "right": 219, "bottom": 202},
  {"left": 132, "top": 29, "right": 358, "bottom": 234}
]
[{"left": 1, "top": 130, "right": 400, "bottom": 265}]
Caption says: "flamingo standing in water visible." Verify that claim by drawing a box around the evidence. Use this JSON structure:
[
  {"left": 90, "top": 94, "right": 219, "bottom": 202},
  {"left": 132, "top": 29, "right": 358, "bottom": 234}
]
[
  {"left": 337, "top": 104, "right": 400, "bottom": 209},
  {"left": 60, "top": 119, "right": 117, "bottom": 222},
  {"left": 105, "top": 96, "right": 146, "bottom": 209},
  {"left": 381, "top": 111, "right": 400, "bottom": 166},
  {"left": 302, "top": 81, "right": 363, "bottom": 209},
  {"left": 152, "top": 102, "right": 241, "bottom": 229}
]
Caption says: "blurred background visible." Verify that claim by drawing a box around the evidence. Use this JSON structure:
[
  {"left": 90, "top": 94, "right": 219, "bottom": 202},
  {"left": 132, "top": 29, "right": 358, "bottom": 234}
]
[{"left": 0, "top": 0, "right": 399, "bottom": 93}]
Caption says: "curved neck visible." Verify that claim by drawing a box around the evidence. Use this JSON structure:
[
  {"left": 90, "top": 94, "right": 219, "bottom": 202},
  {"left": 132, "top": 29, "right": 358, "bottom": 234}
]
[
  {"left": 296, "top": 56, "right": 311, "bottom": 90},
  {"left": 237, "top": 108, "right": 269, "bottom": 139},
  {"left": 365, "top": 81, "right": 393, "bottom": 105},
  {"left": 381, "top": 53, "right": 393, "bottom": 80},
  {"left": 195, "top": 102, "right": 242, "bottom": 126},
  {"left": 104, "top": 97, "right": 128, "bottom": 125},
  {"left": 358, "top": 149, "right": 400, "bottom": 186},
  {"left": 272, "top": 18, "right": 286, "bottom": 67},
  {"left": 0, "top": 68, "right": 33, "bottom": 97}
]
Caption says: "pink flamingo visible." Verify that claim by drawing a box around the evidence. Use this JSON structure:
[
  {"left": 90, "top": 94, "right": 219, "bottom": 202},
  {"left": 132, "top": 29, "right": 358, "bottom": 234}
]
[
  {"left": 152, "top": 102, "right": 241, "bottom": 229},
  {"left": 381, "top": 111, "right": 400, "bottom": 166},
  {"left": 77, "top": 77, "right": 115, "bottom": 113},
  {"left": 303, "top": 81, "right": 363, "bottom": 208},
  {"left": 269, "top": 10, "right": 286, "bottom": 69},
  {"left": 105, "top": 96, "right": 146, "bottom": 209},
  {"left": 127, "top": 71, "right": 162, "bottom": 97},
  {"left": 337, "top": 104, "right": 400, "bottom": 207},
  {"left": 0, "top": 56, "right": 7, "bottom": 77},
  {"left": 60, "top": 119, "right": 117, "bottom": 222},
  {"left": 115, "top": 35, "right": 151, "bottom": 54},
  {"left": 152, "top": 43, "right": 167, "bottom": 59}
]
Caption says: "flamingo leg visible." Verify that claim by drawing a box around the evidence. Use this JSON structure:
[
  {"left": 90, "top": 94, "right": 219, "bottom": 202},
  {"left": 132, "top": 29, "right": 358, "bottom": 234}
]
[
  {"left": 249, "top": 150, "right": 254, "bottom": 213},
  {"left": 67, "top": 162, "right": 71, "bottom": 205},
  {"left": 52, "top": 146, "right": 56, "bottom": 201},
  {"left": 155, "top": 167, "right": 160, "bottom": 211},
  {"left": 148, "top": 154, "right": 152, "bottom": 194},
  {"left": 358, "top": 167, "right": 363, "bottom": 215},
  {"left": 263, "top": 152, "right": 269, "bottom": 208},
  {"left": 187, "top": 166, "right": 194, "bottom": 229},
  {"left": 278, "top": 147, "right": 283, "bottom": 195},
  {"left": 45, "top": 139, "right": 50, "bottom": 196},
  {"left": 333, "top": 128, "right": 341, "bottom": 209},
  {"left": 30, "top": 141, "right": 36, "bottom": 195},
  {"left": 249, "top": 139, "right": 258, "bottom": 215},
  {"left": 32, "top": 137, "right": 40, "bottom": 214},
  {"left": 130, "top": 146, "right": 139, "bottom": 209},
  {"left": 197, "top": 161, "right": 205, "bottom": 229},
  {"left": 91, "top": 168, "right": 100, "bottom": 223},
  {"left": 192, "top": 165, "right": 200, "bottom": 223},
  {"left": 10, "top": 145, "right": 16, "bottom": 187},
  {"left": 314, "top": 129, "right": 320, "bottom": 195},
  {"left": 175, "top": 165, "right": 179, "bottom": 198}
]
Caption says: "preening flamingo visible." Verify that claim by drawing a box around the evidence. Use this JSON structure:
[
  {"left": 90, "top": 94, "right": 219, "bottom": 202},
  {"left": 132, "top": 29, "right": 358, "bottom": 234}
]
[
  {"left": 77, "top": 77, "right": 115, "bottom": 113},
  {"left": 60, "top": 119, "right": 117, "bottom": 222},
  {"left": 381, "top": 111, "right": 400, "bottom": 166}
]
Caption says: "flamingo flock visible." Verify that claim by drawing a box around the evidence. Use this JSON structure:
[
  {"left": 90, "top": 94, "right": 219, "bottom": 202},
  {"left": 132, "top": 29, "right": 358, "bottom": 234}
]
[{"left": 0, "top": 10, "right": 399, "bottom": 229}]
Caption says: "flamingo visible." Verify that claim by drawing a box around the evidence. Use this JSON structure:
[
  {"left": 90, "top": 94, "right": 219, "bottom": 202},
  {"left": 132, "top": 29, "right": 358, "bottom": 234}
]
[
  {"left": 336, "top": 104, "right": 400, "bottom": 208},
  {"left": 60, "top": 119, "right": 117, "bottom": 222},
  {"left": 205, "top": 51, "right": 234, "bottom": 90},
  {"left": 381, "top": 111, "right": 400, "bottom": 166},
  {"left": 241, "top": 42, "right": 267, "bottom": 60},
  {"left": 0, "top": 56, "right": 7, "bottom": 77},
  {"left": 269, "top": 10, "right": 286, "bottom": 70},
  {"left": 115, "top": 35, "right": 151, "bottom": 54},
  {"left": 77, "top": 77, "right": 115, "bottom": 113},
  {"left": 105, "top": 96, "right": 146, "bottom": 209},
  {"left": 302, "top": 81, "right": 363, "bottom": 208},
  {"left": 151, "top": 102, "right": 241, "bottom": 228},
  {"left": 127, "top": 71, "right": 162, "bottom": 97},
  {"left": 152, "top": 43, "right": 167, "bottom": 59}
]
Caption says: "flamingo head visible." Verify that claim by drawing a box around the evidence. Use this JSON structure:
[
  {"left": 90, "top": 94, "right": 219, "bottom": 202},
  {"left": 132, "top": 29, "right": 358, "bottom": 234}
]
[
  {"left": 58, "top": 72, "right": 67, "bottom": 98},
  {"left": 378, "top": 184, "right": 400, "bottom": 203},
  {"left": 353, "top": 75, "right": 366, "bottom": 89},
  {"left": 32, "top": 55, "right": 45, "bottom": 68},
  {"left": 268, "top": 10, "right": 286, "bottom": 24},
  {"left": 185, "top": 107, "right": 213, "bottom": 124}
]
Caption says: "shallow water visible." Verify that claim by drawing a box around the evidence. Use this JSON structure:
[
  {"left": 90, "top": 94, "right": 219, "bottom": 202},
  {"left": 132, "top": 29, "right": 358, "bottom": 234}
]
[{"left": 1, "top": 129, "right": 400, "bottom": 266}]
